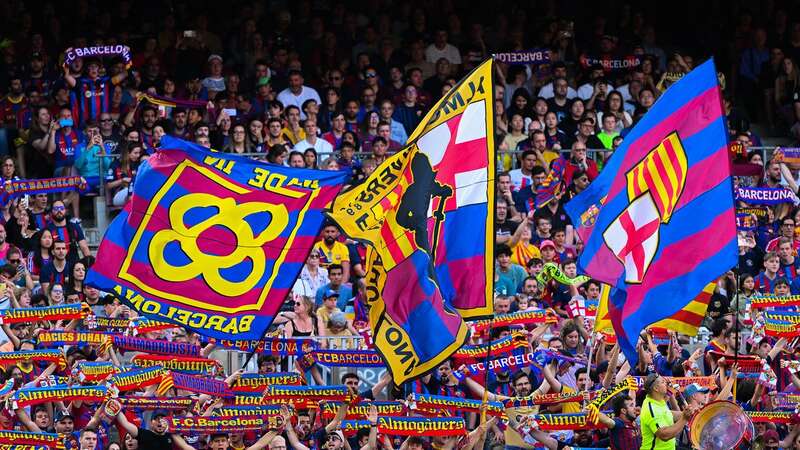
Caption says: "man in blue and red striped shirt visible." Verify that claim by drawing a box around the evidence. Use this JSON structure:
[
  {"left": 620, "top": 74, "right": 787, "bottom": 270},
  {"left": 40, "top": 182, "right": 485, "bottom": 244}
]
[
  {"left": 597, "top": 394, "right": 642, "bottom": 450},
  {"left": 64, "top": 58, "right": 127, "bottom": 129}
]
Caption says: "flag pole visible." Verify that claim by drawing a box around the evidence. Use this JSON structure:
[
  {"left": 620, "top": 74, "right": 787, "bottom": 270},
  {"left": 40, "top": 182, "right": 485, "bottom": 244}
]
[{"left": 733, "top": 270, "right": 740, "bottom": 400}]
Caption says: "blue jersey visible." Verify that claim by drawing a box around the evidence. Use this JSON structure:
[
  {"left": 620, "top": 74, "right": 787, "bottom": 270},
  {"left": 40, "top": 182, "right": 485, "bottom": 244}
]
[{"left": 70, "top": 76, "right": 113, "bottom": 127}]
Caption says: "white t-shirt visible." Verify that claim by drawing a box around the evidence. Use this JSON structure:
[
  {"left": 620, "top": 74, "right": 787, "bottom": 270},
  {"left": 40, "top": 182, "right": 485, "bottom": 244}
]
[
  {"left": 293, "top": 137, "right": 333, "bottom": 155},
  {"left": 537, "top": 82, "right": 577, "bottom": 100},
  {"left": 509, "top": 168, "right": 534, "bottom": 192},
  {"left": 425, "top": 43, "right": 462, "bottom": 65},
  {"left": 277, "top": 86, "right": 322, "bottom": 120}
]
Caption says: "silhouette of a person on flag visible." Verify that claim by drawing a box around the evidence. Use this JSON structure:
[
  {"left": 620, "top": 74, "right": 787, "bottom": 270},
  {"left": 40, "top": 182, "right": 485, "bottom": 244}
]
[{"left": 396, "top": 151, "right": 452, "bottom": 257}]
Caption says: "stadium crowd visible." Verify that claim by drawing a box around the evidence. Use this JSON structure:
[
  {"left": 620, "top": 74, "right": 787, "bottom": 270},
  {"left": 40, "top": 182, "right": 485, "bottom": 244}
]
[{"left": 3, "top": 0, "right": 800, "bottom": 449}]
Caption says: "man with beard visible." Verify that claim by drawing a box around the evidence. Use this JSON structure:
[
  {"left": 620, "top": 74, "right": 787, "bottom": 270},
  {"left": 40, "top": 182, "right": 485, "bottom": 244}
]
[
  {"left": 40, "top": 238, "right": 71, "bottom": 296},
  {"left": 596, "top": 394, "right": 642, "bottom": 450},
  {"left": 123, "top": 104, "right": 158, "bottom": 151},
  {"left": 46, "top": 200, "right": 90, "bottom": 262},
  {"left": 312, "top": 224, "right": 351, "bottom": 281}
]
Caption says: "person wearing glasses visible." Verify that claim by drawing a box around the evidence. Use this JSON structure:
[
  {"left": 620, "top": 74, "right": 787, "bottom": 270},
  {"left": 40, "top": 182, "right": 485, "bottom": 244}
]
[{"left": 45, "top": 200, "right": 90, "bottom": 263}]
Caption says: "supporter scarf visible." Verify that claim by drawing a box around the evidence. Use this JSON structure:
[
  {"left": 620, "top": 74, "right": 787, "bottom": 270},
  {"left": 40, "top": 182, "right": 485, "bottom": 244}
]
[
  {"left": 219, "top": 406, "right": 281, "bottom": 416},
  {"left": 0, "top": 430, "right": 64, "bottom": 449},
  {"left": 0, "top": 350, "right": 67, "bottom": 370},
  {"left": 775, "top": 393, "right": 800, "bottom": 410},
  {"left": 37, "top": 331, "right": 112, "bottom": 348},
  {"left": 632, "top": 376, "right": 717, "bottom": 390},
  {"left": 64, "top": 45, "right": 132, "bottom": 68},
  {"left": 320, "top": 401, "right": 406, "bottom": 420},
  {"left": 455, "top": 349, "right": 538, "bottom": 380},
  {"left": 737, "top": 207, "right": 768, "bottom": 218},
  {"left": 10, "top": 385, "right": 108, "bottom": 408},
  {"left": 751, "top": 295, "right": 800, "bottom": 309},
  {"left": 107, "top": 366, "right": 167, "bottom": 392},
  {"left": 764, "top": 318, "right": 800, "bottom": 337},
  {"left": 132, "top": 354, "right": 220, "bottom": 375},
  {"left": 341, "top": 420, "right": 372, "bottom": 435},
  {"left": 0, "top": 177, "right": 86, "bottom": 209},
  {"left": 776, "top": 147, "right": 800, "bottom": 165},
  {"left": 0, "top": 379, "right": 13, "bottom": 397},
  {"left": 0, "top": 445, "right": 50, "bottom": 450},
  {"left": 503, "top": 391, "right": 585, "bottom": 408},
  {"left": 33, "top": 375, "right": 69, "bottom": 388},
  {"left": 736, "top": 213, "right": 757, "bottom": 230},
  {"left": 231, "top": 373, "right": 303, "bottom": 392},
  {"left": 470, "top": 311, "right": 557, "bottom": 333},
  {"left": 137, "top": 92, "right": 209, "bottom": 109},
  {"left": 305, "top": 350, "right": 385, "bottom": 368},
  {"left": 585, "top": 377, "right": 638, "bottom": 424},
  {"left": 747, "top": 411, "right": 797, "bottom": 424},
  {"left": 536, "top": 263, "right": 591, "bottom": 286},
  {"left": 493, "top": 50, "right": 550, "bottom": 65},
  {"left": 117, "top": 396, "right": 196, "bottom": 410},
  {"left": 170, "top": 415, "right": 277, "bottom": 433},
  {"left": 781, "top": 360, "right": 800, "bottom": 374},
  {"left": 452, "top": 332, "right": 529, "bottom": 361},
  {"left": 409, "top": 394, "right": 504, "bottom": 417},
  {"left": 529, "top": 413, "right": 601, "bottom": 431},
  {"left": 764, "top": 312, "right": 800, "bottom": 323},
  {"left": 375, "top": 417, "right": 466, "bottom": 436},
  {"left": 113, "top": 335, "right": 200, "bottom": 357},
  {"left": 88, "top": 316, "right": 175, "bottom": 334},
  {"left": 263, "top": 385, "right": 354, "bottom": 404},
  {"left": 735, "top": 187, "right": 800, "bottom": 205},
  {"left": 74, "top": 361, "right": 117, "bottom": 382},
  {"left": 578, "top": 55, "right": 642, "bottom": 72},
  {"left": 0, "top": 303, "right": 85, "bottom": 325},
  {"left": 716, "top": 355, "right": 763, "bottom": 374},
  {"left": 214, "top": 337, "right": 317, "bottom": 355},
  {"left": 161, "top": 372, "right": 233, "bottom": 397}
]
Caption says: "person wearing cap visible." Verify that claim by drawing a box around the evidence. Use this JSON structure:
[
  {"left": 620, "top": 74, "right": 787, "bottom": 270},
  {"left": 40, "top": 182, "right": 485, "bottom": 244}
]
[
  {"left": 202, "top": 54, "right": 226, "bottom": 96},
  {"left": 538, "top": 239, "right": 558, "bottom": 264},
  {"left": 639, "top": 373, "right": 696, "bottom": 450},
  {"left": 276, "top": 70, "right": 320, "bottom": 121}
]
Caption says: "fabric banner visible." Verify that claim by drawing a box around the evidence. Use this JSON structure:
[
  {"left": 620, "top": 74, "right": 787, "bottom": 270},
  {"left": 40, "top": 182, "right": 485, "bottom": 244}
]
[
  {"left": 470, "top": 310, "right": 557, "bottom": 333},
  {"left": 452, "top": 332, "right": 529, "bottom": 361},
  {"left": 320, "top": 401, "right": 406, "bottom": 420},
  {"left": 632, "top": 376, "right": 717, "bottom": 391},
  {"left": 493, "top": 50, "right": 550, "bottom": 65},
  {"left": 86, "top": 316, "right": 175, "bottom": 334},
  {"left": 565, "top": 59, "right": 736, "bottom": 366},
  {"left": 0, "top": 431, "right": 64, "bottom": 449},
  {"left": 578, "top": 55, "right": 642, "bottom": 71},
  {"left": 328, "top": 60, "right": 496, "bottom": 384},
  {"left": 409, "top": 394, "right": 504, "bottom": 417},
  {"left": 87, "top": 136, "right": 350, "bottom": 341},
  {"left": 376, "top": 417, "right": 466, "bottom": 436},
  {"left": 131, "top": 354, "right": 220, "bottom": 375},
  {"left": 10, "top": 386, "right": 108, "bottom": 409},
  {"left": 775, "top": 147, "right": 800, "bottom": 165},
  {"left": 775, "top": 393, "right": 800, "bottom": 410},
  {"left": 503, "top": 391, "right": 585, "bottom": 408},
  {"left": 170, "top": 415, "right": 277, "bottom": 433},
  {"left": 107, "top": 366, "right": 167, "bottom": 392},
  {"left": 113, "top": 335, "right": 200, "bottom": 357},
  {"left": 0, "top": 350, "right": 67, "bottom": 370},
  {"left": 0, "top": 303, "right": 85, "bottom": 325},
  {"left": 117, "top": 396, "right": 196, "bottom": 410},
  {"left": 37, "top": 331, "right": 111, "bottom": 348},
  {"left": 64, "top": 45, "right": 132, "bottom": 68},
  {"left": 736, "top": 213, "right": 757, "bottom": 230},
  {"left": 650, "top": 282, "right": 716, "bottom": 337},
  {"left": 231, "top": 373, "right": 304, "bottom": 392},
  {"left": 735, "top": 186, "right": 800, "bottom": 205},
  {"left": 214, "top": 337, "right": 317, "bottom": 355},
  {"left": 74, "top": 361, "right": 118, "bottom": 382}
]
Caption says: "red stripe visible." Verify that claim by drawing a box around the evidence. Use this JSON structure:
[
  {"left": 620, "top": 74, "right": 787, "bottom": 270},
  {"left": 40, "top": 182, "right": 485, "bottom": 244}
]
[
  {"left": 664, "top": 135, "right": 685, "bottom": 187},
  {"left": 640, "top": 156, "right": 665, "bottom": 216},
  {"left": 651, "top": 144, "right": 675, "bottom": 211},
  {"left": 665, "top": 308, "right": 705, "bottom": 326}
]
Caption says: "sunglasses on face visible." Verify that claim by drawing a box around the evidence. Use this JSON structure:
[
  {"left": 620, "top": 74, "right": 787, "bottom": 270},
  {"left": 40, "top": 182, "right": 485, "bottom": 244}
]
[{"left": 52, "top": 206, "right": 65, "bottom": 212}]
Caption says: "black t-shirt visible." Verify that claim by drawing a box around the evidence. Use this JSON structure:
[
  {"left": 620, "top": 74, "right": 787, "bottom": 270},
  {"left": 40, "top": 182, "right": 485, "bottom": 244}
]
[
  {"left": 496, "top": 219, "right": 519, "bottom": 240},
  {"left": 137, "top": 427, "right": 174, "bottom": 450},
  {"left": 533, "top": 202, "right": 572, "bottom": 231}
]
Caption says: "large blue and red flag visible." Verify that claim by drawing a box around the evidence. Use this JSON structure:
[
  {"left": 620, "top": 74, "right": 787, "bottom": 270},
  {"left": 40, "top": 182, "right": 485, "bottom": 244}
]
[
  {"left": 329, "top": 59, "right": 495, "bottom": 383},
  {"left": 87, "top": 136, "right": 350, "bottom": 340},
  {"left": 565, "top": 59, "right": 737, "bottom": 364}
]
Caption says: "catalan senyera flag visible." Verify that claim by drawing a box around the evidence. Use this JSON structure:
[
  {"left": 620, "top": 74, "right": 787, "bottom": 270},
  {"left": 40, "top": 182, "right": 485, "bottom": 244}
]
[
  {"left": 87, "top": 136, "right": 349, "bottom": 341},
  {"left": 329, "top": 59, "right": 495, "bottom": 383},
  {"left": 567, "top": 59, "right": 737, "bottom": 364}
]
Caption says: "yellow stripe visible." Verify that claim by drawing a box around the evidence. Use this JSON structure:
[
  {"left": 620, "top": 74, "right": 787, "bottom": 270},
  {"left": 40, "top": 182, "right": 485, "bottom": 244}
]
[
  {"left": 654, "top": 318, "right": 698, "bottom": 336},
  {"left": 646, "top": 155, "right": 672, "bottom": 219},
  {"left": 682, "top": 301, "right": 707, "bottom": 315},
  {"left": 657, "top": 145, "right": 680, "bottom": 215}
]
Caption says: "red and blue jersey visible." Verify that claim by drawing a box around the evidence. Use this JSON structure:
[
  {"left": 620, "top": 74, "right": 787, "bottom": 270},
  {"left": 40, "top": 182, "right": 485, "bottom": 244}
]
[
  {"left": 70, "top": 76, "right": 113, "bottom": 128},
  {"left": 54, "top": 129, "right": 82, "bottom": 168}
]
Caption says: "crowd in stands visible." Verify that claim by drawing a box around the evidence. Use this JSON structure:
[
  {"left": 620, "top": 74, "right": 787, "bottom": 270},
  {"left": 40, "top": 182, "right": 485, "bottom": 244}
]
[{"left": 3, "top": 1, "right": 800, "bottom": 449}]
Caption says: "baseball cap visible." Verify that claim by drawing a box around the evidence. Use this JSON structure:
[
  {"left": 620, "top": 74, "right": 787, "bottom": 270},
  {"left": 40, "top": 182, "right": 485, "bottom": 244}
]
[
  {"left": 642, "top": 373, "right": 660, "bottom": 393},
  {"left": 207, "top": 54, "right": 223, "bottom": 63},
  {"left": 324, "top": 289, "right": 340, "bottom": 299},
  {"left": 763, "top": 429, "right": 780, "bottom": 444},
  {"left": 327, "top": 430, "right": 345, "bottom": 442},
  {"left": 54, "top": 409, "right": 74, "bottom": 422},
  {"left": 256, "top": 76, "right": 271, "bottom": 87},
  {"left": 329, "top": 311, "right": 347, "bottom": 327},
  {"left": 539, "top": 240, "right": 556, "bottom": 250},
  {"left": 683, "top": 383, "right": 710, "bottom": 398}
]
